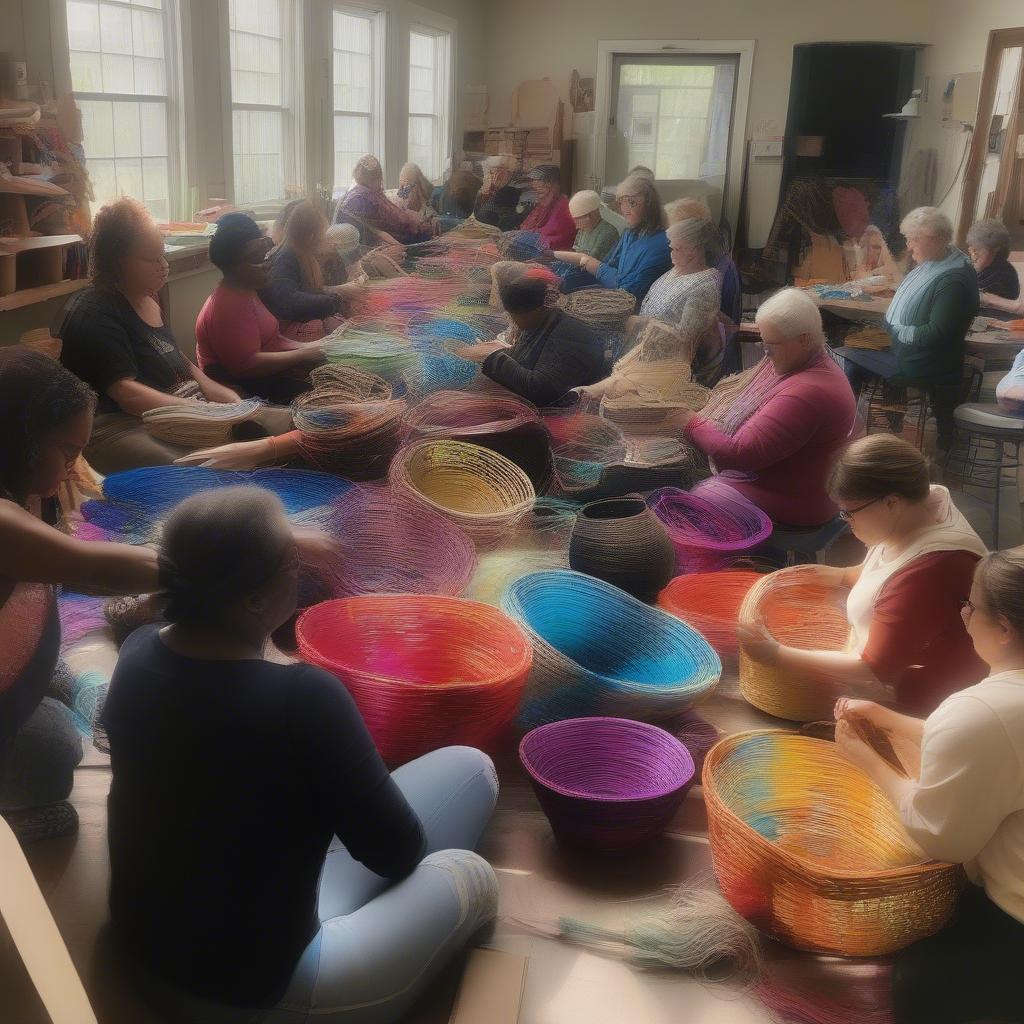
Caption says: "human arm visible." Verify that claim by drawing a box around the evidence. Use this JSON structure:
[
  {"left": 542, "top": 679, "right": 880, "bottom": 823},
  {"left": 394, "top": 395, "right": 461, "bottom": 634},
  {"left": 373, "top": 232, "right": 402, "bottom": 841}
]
[
  {"left": 106, "top": 378, "right": 197, "bottom": 416},
  {"left": 0, "top": 500, "right": 158, "bottom": 594},
  {"left": 553, "top": 250, "right": 585, "bottom": 265},
  {"left": 260, "top": 251, "right": 342, "bottom": 323},
  {"left": 835, "top": 698, "right": 925, "bottom": 745},
  {"left": 174, "top": 430, "right": 303, "bottom": 469},
  {"left": 595, "top": 233, "right": 669, "bottom": 300},
  {"left": 890, "top": 277, "right": 977, "bottom": 351},
  {"left": 189, "top": 363, "right": 242, "bottom": 404},
  {"left": 980, "top": 292, "right": 1024, "bottom": 315}
]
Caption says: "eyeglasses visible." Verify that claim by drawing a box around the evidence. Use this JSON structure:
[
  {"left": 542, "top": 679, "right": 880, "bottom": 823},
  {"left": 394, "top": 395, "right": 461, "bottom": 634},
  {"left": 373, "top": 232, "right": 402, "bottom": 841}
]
[
  {"left": 619, "top": 195, "right": 642, "bottom": 209},
  {"left": 837, "top": 495, "right": 884, "bottom": 522}
]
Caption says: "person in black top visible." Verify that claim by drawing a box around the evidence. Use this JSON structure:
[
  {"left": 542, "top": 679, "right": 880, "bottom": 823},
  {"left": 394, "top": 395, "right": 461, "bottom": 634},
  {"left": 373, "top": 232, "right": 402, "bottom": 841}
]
[
  {"left": 967, "top": 218, "right": 1022, "bottom": 318},
  {"left": 102, "top": 487, "right": 498, "bottom": 1020},
  {"left": 57, "top": 197, "right": 243, "bottom": 473},
  {"left": 456, "top": 272, "right": 605, "bottom": 406}
]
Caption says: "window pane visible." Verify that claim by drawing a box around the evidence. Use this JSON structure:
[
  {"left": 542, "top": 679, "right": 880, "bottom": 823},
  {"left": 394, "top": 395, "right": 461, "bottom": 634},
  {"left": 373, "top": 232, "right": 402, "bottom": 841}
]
[
  {"left": 71, "top": 50, "right": 103, "bottom": 92},
  {"left": 408, "top": 30, "right": 450, "bottom": 180},
  {"left": 334, "top": 51, "right": 371, "bottom": 113},
  {"left": 408, "top": 115, "right": 434, "bottom": 177},
  {"left": 69, "top": 0, "right": 168, "bottom": 97},
  {"left": 410, "top": 31, "right": 434, "bottom": 69},
  {"left": 99, "top": 4, "right": 133, "bottom": 55},
  {"left": 79, "top": 99, "right": 117, "bottom": 159},
  {"left": 334, "top": 114, "right": 370, "bottom": 188},
  {"left": 334, "top": 12, "right": 371, "bottom": 54},
  {"left": 229, "top": 0, "right": 284, "bottom": 107},
  {"left": 67, "top": 1, "right": 101, "bottom": 51},
  {"left": 233, "top": 108, "right": 285, "bottom": 204}
]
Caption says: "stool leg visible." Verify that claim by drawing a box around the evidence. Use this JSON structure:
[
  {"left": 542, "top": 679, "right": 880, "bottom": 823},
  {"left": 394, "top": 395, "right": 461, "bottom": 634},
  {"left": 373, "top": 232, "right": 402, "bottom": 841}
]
[{"left": 993, "top": 439, "right": 1003, "bottom": 549}]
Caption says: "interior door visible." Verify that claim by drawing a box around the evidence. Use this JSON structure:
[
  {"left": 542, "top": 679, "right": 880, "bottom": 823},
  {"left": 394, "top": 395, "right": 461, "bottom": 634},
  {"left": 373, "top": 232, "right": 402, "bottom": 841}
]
[{"left": 608, "top": 54, "right": 738, "bottom": 225}]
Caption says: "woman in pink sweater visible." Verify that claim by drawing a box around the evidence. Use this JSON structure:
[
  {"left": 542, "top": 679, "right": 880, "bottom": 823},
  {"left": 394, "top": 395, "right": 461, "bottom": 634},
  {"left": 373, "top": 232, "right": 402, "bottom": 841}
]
[
  {"left": 519, "top": 165, "right": 577, "bottom": 251},
  {"left": 673, "top": 288, "right": 857, "bottom": 527}
]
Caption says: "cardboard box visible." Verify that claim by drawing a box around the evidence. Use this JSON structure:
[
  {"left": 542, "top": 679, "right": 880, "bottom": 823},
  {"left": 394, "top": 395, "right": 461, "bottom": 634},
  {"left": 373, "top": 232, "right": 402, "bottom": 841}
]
[{"left": 448, "top": 948, "right": 528, "bottom": 1024}]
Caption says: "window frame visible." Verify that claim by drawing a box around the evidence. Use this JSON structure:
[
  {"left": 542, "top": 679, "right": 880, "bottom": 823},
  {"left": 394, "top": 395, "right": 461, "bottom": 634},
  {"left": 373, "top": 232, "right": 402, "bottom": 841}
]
[{"left": 406, "top": 20, "right": 452, "bottom": 183}]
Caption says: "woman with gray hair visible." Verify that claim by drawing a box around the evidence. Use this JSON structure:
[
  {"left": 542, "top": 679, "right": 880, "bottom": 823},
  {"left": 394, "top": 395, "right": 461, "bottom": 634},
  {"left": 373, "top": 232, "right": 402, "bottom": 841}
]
[
  {"left": 836, "top": 205, "right": 979, "bottom": 448},
  {"left": 967, "top": 218, "right": 1021, "bottom": 308}
]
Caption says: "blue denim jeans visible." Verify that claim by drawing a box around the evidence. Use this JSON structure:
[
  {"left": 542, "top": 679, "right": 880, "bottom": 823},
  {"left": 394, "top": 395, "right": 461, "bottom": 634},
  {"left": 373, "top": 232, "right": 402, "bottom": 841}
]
[{"left": 0, "top": 697, "right": 83, "bottom": 811}]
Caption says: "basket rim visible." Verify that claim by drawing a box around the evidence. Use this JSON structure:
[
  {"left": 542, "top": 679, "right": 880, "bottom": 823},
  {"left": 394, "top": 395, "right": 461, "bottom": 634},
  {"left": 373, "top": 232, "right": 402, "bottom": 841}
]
[
  {"left": 737, "top": 568, "right": 851, "bottom": 647},
  {"left": 296, "top": 593, "right": 533, "bottom": 689},
  {"left": 519, "top": 716, "right": 695, "bottom": 802},
  {"left": 702, "top": 729, "right": 957, "bottom": 884}
]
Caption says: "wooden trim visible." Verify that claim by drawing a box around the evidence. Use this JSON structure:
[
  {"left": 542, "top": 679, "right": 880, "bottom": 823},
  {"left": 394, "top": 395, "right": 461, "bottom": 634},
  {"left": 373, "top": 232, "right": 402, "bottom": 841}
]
[{"left": 957, "top": 27, "right": 1024, "bottom": 244}]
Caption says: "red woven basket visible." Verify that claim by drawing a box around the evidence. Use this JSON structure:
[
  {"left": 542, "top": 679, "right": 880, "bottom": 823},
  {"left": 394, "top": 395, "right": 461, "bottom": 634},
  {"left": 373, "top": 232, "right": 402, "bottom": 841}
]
[{"left": 657, "top": 570, "right": 762, "bottom": 660}]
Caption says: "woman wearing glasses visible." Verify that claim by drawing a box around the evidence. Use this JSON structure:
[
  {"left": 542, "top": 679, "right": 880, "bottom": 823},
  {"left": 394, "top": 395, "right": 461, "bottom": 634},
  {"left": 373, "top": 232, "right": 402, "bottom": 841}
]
[
  {"left": 740, "top": 433, "right": 987, "bottom": 715},
  {"left": 834, "top": 545, "right": 1024, "bottom": 1022},
  {"left": 0, "top": 350, "right": 158, "bottom": 842}
]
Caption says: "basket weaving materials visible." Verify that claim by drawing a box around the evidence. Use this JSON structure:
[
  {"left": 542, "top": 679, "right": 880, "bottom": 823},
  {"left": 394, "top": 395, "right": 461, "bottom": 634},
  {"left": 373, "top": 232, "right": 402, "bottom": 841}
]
[
  {"left": 142, "top": 399, "right": 263, "bottom": 448},
  {"left": 462, "top": 546, "right": 569, "bottom": 607},
  {"left": 556, "top": 288, "right": 636, "bottom": 332},
  {"left": 446, "top": 216, "right": 501, "bottom": 241},
  {"left": 356, "top": 248, "right": 407, "bottom": 280},
  {"left": 703, "top": 730, "right": 962, "bottom": 956},
  {"left": 501, "top": 570, "right": 721, "bottom": 727},
  {"left": 657, "top": 570, "right": 762, "bottom": 661},
  {"left": 322, "top": 328, "right": 420, "bottom": 382},
  {"left": 296, "top": 595, "right": 532, "bottom": 765},
  {"left": 496, "top": 230, "right": 549, "bottom": 262},
  {"left": 648, "top": 484, "right": 773, "bottom": 573},
  {"left": 737, "top": 568, "right": 852, "bottom": 721},
  {"left": 519, "top": 717, "right": 695, "bottom": 853},
  {"left": 388, "top": 439, "right": 535, "bottom": 546}
]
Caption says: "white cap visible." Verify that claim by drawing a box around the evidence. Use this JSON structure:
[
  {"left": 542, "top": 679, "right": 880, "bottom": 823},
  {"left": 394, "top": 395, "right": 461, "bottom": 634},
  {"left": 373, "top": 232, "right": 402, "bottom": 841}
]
[
  {"left": 326, "top": 222, "right": 360, "bottom": 254},
  {"left": 569, "top": 190, "right": 601, "bottom": 218}
]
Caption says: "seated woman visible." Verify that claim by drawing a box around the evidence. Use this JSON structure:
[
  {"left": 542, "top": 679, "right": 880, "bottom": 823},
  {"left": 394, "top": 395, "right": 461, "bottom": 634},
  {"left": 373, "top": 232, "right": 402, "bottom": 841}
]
[
  {"left": 674, "top": 288, "right": 857, "bottom": 527},
  {"left": 393, "top": 162, "right": 437, "bottom": 223},
  {"left": 474, "top": 157, "right": 523, "bottom": 233},
  {"left": 334, "top": 155, "right": 435, "bottom": 245},
  {"left": 195, "top": 213, "right": 326, "bottom": 404},
  {"left": 552, "top": 190, "right": 620, "bottom": 264},
  {"left": 455, "top": 272, "right": 604, "bottom": 406},
  {"left": 850, "top": 224, "right": 902, "bottom": 284},
  {"left": 322, "top": 222, "right": 361, "bottom": 287},
  {"left": 967, "top": 217, "right": 1021, "bottom": 315},
  {"left": 835, "top": 546, "right": 1024, "bottom": 1023},
  {"left": 0, "top": 349, "right": 158, "bottom": 842},
  {"left": 58, "top": 198, "right": 244, "bottom": 474},
  {"left": 102, "top": 487, "right": 498, "bottom": 1021},
  {"left": 741, "top": 433, "right": 986, "bottom": 715},
  {"left": 269, "top": 198, "right": 304, "bottom": 246},
  {"left": 836, "top": 206, "right": 979, "bottom": 449},
  {"left": 560, "top": 175, "right": 671, "bottom": 303},
  {"left": 518, "top": 165, "right": 576, "bottom": 251}
]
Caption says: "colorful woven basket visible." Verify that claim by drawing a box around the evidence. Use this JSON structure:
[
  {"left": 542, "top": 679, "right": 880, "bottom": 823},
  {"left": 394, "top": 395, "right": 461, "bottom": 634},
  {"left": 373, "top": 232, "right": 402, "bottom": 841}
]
[
  {"left": 388, "top": 439, "right": 535, "bottom": 546},
  {"left": 738, "top": 568, "right": 851, "bottom": 721},
  {"left": 296, "top": 595, "right": 532, "bottom": 765},
  {"left": 519, "top": 717, "right": 695, "bottom": 853},
  {"left": 703, "top": 730, "right": 962, "bottom": 956},
  {"left": 501, "top": 570, "right": 721, "bottom": 728},
  {"left": 657, "top": 570, "right": 762, "bottom": 661}
]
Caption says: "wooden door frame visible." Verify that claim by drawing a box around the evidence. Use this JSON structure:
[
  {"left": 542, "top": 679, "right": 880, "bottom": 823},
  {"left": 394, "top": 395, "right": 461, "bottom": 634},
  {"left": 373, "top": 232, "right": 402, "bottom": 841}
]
[{"left": 957, "top": 26, "right": 1024, "bottom": 244}]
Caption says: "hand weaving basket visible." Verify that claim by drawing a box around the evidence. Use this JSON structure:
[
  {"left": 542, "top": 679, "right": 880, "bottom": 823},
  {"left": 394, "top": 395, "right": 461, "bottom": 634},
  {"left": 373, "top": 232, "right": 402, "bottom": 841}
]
[
  {"left": 657, "top": 570, "right": 762, "bottom": 662},
  {"left": 703, "top": 730, "right": 962, "bottom": 956},
  {"left": 388, "top": 439, "right": 535, "bottom": 546},
  {"left": 520, "top": 717, "right": 695, "bottom": 853},
  {"left": 296, "top": 595, "right": 532, "bottom": 765},
  {"left": 501, "top": 569, "right": 721, "bottom": 728},
  {"left": 737, "top": 568, "right": 851, "bottom": 721}
]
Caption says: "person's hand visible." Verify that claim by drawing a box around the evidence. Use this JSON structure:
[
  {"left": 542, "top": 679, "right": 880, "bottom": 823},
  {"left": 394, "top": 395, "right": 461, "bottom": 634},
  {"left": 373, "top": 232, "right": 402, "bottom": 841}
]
[
  {"left": 834, "top": 718, "right": 878, "bottom": 775},
  {"left": 173, "top": 438, "right": 273, "bottom": 470},
  {"left": 736, "top": 622, "right": 780, "bottom": 664},
  {"left": 298, "top": 341, "right": 327, "bottom": 365},
  {"left": 579, "top": 255, "right": 600, "bottom": 275},
  {"left": 328, "top": 282, "right": 367, "bottom": 300},
  {"left": 551, "top": 250, "right": 577, "bottom": 263},
  {"left": 451, "top": 341, "right": 506, "bottom": 363},
  {"left": 834, "top": 697, "right": 883, "bottom": 724}
]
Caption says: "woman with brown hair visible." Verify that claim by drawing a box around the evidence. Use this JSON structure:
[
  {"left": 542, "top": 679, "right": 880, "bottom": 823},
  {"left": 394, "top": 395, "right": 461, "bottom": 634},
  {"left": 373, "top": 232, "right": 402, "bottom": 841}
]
[
  {"left": 739, "top": 432, "right": 987, "bottom": 715},
  {"left": 835, "top": 545, "right": 1024, "bottom": 1022},
  {"left": 334, "top": 155, "right": 435, "bottom": 244}
]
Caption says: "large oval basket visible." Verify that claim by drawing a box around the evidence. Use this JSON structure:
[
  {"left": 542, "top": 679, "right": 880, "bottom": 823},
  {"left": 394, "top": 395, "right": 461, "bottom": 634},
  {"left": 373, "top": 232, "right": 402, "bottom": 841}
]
[
  {"left": 703, "top": 730, "right": 962, "bottom": 956},
  {"left": 657, "top": 570, "right": 762, "bottom": 662}
]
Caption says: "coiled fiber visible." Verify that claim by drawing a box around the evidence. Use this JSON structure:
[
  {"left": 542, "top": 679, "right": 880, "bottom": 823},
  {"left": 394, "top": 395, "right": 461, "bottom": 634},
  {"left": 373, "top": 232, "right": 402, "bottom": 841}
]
[{"left": 658, "top": 570, "right": 762, "bottom": 661}]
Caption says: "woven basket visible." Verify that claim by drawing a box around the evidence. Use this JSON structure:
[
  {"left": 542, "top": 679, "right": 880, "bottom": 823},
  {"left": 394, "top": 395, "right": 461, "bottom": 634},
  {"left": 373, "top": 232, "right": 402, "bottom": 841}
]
[
  {"left": 501, "top": 569, "right": 721, "bottom": 728},
  {"left": 556, "top": 288, "right": 636, "bottom": 332},
  {"left": 657, "top": 570, "right": 762, "bottom": 662},
  {"left": 389, "top": 439, "right": 535, "bottom": 546},
  {"left": 703, "top": 730, "right": 962, "bottom": 956},
  {"left": 738, "top": 568, "right": 851, "bottom": 721},
  {"left": 520, "top": 717, "right": 695, "bottom": 853},
  {"left": 296, "top": 595, "right": 532, "bottom": 765},
  {"left": 142, "top": 400, "right": 264, "bottom": 448}
]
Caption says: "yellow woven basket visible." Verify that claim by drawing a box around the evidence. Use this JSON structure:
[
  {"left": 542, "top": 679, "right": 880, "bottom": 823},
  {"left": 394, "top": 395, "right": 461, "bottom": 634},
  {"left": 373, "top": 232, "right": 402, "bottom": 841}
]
[
  {"left": 703, "top": 730, "right": 963, "bottom": 956},
  {"left": 738, "top": 568, "right": 852, "bottom": 721}
]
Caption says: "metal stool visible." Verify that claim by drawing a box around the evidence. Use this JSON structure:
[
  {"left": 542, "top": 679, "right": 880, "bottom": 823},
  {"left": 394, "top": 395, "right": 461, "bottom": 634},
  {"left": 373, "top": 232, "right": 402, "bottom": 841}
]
[
  {"left": 769, "top": 516, "right": 849, "bottom": 566},
  {"left": 944, "top": 403, "right": 1024, "bottom": 547}
]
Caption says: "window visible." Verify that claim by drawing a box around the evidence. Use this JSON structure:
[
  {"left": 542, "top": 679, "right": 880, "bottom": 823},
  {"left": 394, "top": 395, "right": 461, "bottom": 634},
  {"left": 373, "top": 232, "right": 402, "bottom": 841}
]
[
  {"left": 229, "top": 0, "right": 298, "bottom": 205},
  {"left": 407, "top": 28, "right": 451, "bottom": 181},
  {"left": 332, "top": 7, "right": 383, "bottom": 189},
  {"left": 66, "top": 0, "right": 175, "bottom": 219}
]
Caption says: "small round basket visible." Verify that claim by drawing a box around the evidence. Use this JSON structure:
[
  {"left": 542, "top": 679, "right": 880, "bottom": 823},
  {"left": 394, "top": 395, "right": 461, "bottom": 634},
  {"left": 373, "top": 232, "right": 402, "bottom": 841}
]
[
  {"left": 738, "top": 568, "right": 851, "bottom": 721},
  {"left": 296, "top": 595, "right": 532, "bottom": 765},
  {"left": 389, "top": 439, "right": 535, "bottom": 546},
  {"left": 703, "top": 730, "right": 963, "bottom": 956},
  {"left": 657, "top": 570, "right": 762, "bottom": 662},
  {"left": 520, "top": 717, "right": 696, "bottom": 854},
  {"left": 501, "top": 569, "right": 721, "bottom": 728}
]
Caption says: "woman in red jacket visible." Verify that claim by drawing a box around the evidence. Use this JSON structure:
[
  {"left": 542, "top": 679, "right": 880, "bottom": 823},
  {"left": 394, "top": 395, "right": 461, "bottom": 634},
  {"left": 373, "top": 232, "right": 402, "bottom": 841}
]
[{"left": 519, "top": 165, "right": 576, "bottom": 250}]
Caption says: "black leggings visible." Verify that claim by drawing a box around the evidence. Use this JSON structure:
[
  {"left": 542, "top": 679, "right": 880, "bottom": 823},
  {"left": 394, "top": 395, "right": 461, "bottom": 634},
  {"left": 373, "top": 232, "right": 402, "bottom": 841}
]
[{"left": 893, "top": 884, "right": 1024, "bottom": 1023}]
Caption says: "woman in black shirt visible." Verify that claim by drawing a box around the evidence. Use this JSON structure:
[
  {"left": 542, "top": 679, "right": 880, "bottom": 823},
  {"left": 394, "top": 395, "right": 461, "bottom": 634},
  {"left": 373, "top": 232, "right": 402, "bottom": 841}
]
[
  {"left": 59, "top": 198, "right": 243, "bottom": 473},
  {"left": 967, "top": 218, "right": 1022, "bottom": 318},
  {"left": 103, "top": 487, "right": 498, "bottom": 1020}
]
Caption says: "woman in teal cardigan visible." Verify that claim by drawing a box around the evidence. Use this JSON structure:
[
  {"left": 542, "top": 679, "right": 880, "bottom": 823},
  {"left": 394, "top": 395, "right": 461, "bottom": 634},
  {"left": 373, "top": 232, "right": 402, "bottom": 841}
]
[{"left": 838, "top": 206, "right": 979, "bottom": 448}]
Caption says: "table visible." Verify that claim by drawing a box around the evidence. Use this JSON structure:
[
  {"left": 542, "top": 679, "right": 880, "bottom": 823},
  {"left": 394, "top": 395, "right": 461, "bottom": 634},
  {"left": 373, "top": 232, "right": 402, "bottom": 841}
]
[{"left": 816, "top": 294, "right": 891, "bottom": 324}]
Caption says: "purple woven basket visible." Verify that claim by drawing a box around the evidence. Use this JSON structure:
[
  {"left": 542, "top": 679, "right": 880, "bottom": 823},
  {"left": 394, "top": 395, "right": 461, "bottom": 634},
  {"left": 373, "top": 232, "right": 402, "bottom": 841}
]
[{"left": 519, "top": 717, "right": 696, "bottom": 854}]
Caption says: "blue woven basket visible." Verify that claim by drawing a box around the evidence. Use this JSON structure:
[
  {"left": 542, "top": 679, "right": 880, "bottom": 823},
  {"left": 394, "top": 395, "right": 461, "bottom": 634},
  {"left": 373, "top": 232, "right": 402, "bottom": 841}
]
[{"left": 501, "top": 570, "right": 721, "bottom": 727}]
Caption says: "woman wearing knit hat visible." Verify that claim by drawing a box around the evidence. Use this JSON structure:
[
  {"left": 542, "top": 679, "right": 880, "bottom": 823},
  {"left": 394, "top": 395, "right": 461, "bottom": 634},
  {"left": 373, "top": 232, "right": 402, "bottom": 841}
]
[{"left": 552, "top": 190, "right": 620, "bottom": 264}]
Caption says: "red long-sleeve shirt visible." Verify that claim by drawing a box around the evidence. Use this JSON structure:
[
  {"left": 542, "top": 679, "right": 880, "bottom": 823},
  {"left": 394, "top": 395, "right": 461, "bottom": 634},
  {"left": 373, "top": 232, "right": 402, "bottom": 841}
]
[{"left": 521, "top": 194, "right": 577, "bottom": 251}]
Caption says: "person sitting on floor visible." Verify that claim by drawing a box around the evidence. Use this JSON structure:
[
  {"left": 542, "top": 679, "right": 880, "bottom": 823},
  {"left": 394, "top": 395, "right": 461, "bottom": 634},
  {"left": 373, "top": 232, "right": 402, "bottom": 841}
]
[
  {"left": 967, "top": 217, "right": 1021, "bottom": 315},
  {"left": 740, "top": 433, "right": 987, "bottom": 716},
  {"left": 551, "top": 189, "right": 620, "bottom": 264},
  {"left": 58, "top": 197, "right": 244, "bottom": 473},
  {"left": 517, "top": 164, "right": 577, "bottom": 251},
  {"left": 834, "top": 545, "right": 1024, "bottom": 1024},
  {"left": 454, "top": 272, "right": 604, "bottom": 406},
  {"left": 672, "top": 288, "right": 857, "bottom": 527},
  {"left": 334, "top": 154, "right": 436, "bottom": 245},
  {"left": 195, "top": 213, "right": 326, "bottom": 404},
  {"left": 560, "top": 175, "right": 671, "bottom": 303},
  {"left": 0, "top": 349, "right": 158, "bottom": 843},
  {"left": 102, "top": 487, "right": 498, "bottom": 1022},
  {"left": 836, "top": 206, "right": 979, "bottom": 449}
]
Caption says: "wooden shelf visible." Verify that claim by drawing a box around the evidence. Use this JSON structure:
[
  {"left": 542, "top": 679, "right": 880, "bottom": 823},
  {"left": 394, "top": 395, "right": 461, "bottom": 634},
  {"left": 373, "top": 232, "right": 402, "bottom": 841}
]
[{"left": 0, "top": 276, "right": 86, "bottom": 312}]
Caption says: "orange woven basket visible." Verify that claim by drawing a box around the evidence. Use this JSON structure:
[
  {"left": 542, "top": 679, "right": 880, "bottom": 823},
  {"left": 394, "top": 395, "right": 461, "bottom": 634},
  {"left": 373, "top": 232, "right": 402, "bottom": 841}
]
[
  {"left": 657, "top": 570, "right": 761, "bottom": 661},
  {"left": 703, "top": 730, "right": 962, "bottom": 956}
]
